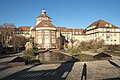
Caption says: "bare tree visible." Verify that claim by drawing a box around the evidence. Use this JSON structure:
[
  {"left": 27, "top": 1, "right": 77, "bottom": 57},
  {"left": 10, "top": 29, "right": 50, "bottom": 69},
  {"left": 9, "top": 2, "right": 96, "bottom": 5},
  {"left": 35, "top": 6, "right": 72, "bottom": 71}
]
[
  {"left": 10, "top": 36, "right": 29, "bottom": 51},
  {"left": 70, "top": 38, "right": 77, "bottom": 48},
  {"left": 0, "top": 23, "right": 16, "bottom": 48},
  {"left": 80, "top": 38, "right": 105, "bottom": 50},
  {"left": 2, "top": 23, "right": 16, "bottom": 28}
]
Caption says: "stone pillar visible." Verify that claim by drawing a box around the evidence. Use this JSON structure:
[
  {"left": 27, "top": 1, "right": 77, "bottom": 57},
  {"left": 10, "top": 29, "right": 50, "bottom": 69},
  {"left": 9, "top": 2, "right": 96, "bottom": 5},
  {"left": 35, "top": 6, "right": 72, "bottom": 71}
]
[
  {"left": 42, "top": 30, "right": 44, "bottom": 48},
  {"left": 55, "top": 31, "right": 57, "bottom": 48},
  {"left": 36, "top": 30, "right": 38, "bottom": 45}
]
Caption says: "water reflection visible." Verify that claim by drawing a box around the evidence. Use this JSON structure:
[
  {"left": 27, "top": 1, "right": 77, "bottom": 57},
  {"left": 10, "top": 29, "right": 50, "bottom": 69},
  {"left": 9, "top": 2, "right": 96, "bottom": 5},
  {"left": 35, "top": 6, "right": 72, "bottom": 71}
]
[{"left": 39, "top": 51, "right": 73, "bottom": 62}]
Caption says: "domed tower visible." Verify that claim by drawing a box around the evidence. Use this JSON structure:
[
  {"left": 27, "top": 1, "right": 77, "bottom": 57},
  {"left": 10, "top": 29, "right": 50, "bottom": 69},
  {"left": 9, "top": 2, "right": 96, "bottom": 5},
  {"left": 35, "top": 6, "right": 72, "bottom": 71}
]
[
  {"left": 36, "top": 9, "right": 51, "bottom": 25},
  {"left": 34, "top": 9, "right": 57, "bottom": 49}
]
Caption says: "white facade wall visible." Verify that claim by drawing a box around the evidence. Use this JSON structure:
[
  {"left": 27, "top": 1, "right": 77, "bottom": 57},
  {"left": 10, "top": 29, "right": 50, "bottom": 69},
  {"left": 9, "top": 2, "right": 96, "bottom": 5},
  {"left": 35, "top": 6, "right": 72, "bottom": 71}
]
[
  {"left": 72, "top": 35, "right": 85, "bottom": 42},
  {"left": 61, "top": 32, "right": 72, "bottom": 41},
  {"left": 85, "top": 28, "right": 120, "bottom": 45},
  {"left": 35, "top": 27, "right": 57, "bottom": 49}
]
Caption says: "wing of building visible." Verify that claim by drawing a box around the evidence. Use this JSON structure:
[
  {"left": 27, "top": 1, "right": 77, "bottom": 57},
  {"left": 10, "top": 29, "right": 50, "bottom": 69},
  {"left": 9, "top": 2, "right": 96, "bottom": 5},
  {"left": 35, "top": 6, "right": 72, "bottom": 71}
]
[
  {"left": 14, "top": 9, "right": 120, "bottom": 49},
  {"left": 85, "top": 19, "right": 120, "bottom": 45}
]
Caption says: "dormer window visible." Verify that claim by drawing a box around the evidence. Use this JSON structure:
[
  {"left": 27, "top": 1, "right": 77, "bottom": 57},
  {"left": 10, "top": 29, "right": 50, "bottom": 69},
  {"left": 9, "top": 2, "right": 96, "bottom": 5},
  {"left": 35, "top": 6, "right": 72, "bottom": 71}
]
[
  {"left": 109, "top": 24, "right": 112, "bottom": 27},
  {"left": 93, "top": 25, "right": 96, "bottom": 28},
  {"left": 105, "top": 24, "right": 109, "bottom": 28},
  {"left": 44, "top": 24, "right": 48, "bottom": 26}
]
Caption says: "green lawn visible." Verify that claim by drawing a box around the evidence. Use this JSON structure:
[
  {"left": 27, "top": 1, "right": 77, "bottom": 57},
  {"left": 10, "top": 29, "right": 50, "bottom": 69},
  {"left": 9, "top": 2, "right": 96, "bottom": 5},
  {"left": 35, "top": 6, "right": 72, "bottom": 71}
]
[
  {"left": 105, "top": 50, "right": 120, "bottom": 56},
  {"left": 78, "top": 54, "right": 97, "bottom": 62}
]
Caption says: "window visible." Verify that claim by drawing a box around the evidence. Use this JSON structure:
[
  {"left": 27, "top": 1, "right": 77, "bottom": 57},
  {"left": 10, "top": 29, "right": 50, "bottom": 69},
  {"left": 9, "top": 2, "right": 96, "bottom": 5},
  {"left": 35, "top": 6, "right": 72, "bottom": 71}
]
[
  {"left": 38, "top": 35, "right": 42, "bottom": 39},
  {"left": 38, "top": 32, "right": 42, "bottom": 35},
  {"left": 95, "top": 34, "right": 97, "bottom": 37},
  {"left": 114, "top": 34, "right": 116, "bottom": 36},
  {"left": 45, "top": 37, "right": 49, "bottom": 44},
  {"left": 105, "top": 24, "right": 109, "bottom": 27},
  {"left": 102, "top": 28, "right": 104, "bottom": 31},
  {"left": 102, "top": 34, "right": 104, "bottom": 36},
  {"left": 44, "top": 30, "right": 49, "bottom": 35},
  {"left": 52, "top": 32, "right": 55, "bottom": 35},
  {"left": 44, "top": 24, "right": 48, "bottom": 26},
  {"left": 38, "top": 31, "right": 41, "bottom": 32},
  {"left": 109, "top": 24, "right": 112, "bottom": 27},
  {"left": 114, "top": 40, "right": 116, "bottom": 41},
  {"left": 38, "top": 39, "right": 42, "bottom": 44},
  {"left": 76, "top": 32, "right": 78, "bottom": 34},
  {"left": 52, "top": 38, "right": 55, "bottom": 43}
]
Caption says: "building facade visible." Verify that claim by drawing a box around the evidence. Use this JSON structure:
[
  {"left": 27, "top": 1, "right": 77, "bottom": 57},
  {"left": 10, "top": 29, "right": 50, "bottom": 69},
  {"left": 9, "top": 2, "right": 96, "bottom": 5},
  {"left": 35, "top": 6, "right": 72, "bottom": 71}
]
[
  {"left": 85, "top": 20, "right": 120, "bottom": 45},
  {"left": 15, "top": 9, "right": 120, "bottom": 49},
  {"left": 33, "top": 9, "right": 57, "bottom": 49}
]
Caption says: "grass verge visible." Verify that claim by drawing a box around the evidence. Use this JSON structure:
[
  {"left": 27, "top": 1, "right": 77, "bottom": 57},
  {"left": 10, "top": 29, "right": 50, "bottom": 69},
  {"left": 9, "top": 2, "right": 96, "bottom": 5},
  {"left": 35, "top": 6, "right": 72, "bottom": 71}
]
[
  {"left": 78, "top": 54, "right": 97, "bottom": 62},
  {"left": 105, "top": 50, "right": 120, "bottom": 56}
]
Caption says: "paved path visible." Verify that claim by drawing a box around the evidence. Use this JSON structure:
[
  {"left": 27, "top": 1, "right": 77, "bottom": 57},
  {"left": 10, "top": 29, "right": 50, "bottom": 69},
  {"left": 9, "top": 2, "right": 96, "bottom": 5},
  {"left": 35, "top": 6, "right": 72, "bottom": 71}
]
[
  {"left": 0, "top": 60, "right": 120, "bottom": 80},
  {"left": 0, "top": 52, "right": 120, "bottom": 80},
  {"left": 0, "top": 52, "right": 23, "bottom": 79},
  {"left": 0, "top": 52, "right": 22, "bottom": 64}
]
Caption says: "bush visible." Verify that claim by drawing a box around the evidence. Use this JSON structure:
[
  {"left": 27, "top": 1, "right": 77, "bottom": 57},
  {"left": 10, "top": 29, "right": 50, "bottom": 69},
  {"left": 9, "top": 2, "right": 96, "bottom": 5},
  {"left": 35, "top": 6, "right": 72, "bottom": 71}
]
[
  {"left": 80, "top": 38, "right": 105, "bottom": 50},
  {"left": 23, "top": 48, "right": 36, "bottom": 60},
  {"left": 79, "top": 54, "right": 97, "bottom": 61},
  {"left": 106, "top": 45, "right": 120, "bottom": 51}
]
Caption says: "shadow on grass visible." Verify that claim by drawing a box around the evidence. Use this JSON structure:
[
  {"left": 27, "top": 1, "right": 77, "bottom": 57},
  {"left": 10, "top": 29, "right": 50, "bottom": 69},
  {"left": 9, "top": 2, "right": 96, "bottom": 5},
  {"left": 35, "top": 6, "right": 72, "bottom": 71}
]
[
  {"left": 108, "top": 60, "right": 120, "bottom": 69},
  {"left": 1, "top": 60, "right": 76, "bottom": 80}
]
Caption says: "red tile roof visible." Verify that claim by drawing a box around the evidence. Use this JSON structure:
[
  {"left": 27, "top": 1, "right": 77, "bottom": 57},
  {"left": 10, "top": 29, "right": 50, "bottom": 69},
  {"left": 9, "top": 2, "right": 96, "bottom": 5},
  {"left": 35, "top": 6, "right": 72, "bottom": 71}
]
[
  {"left": 73, "top": 29, "right": 84, "bottom": 32},
  {"left": 34, "top": 21, "right": 56, "bottom": 29},
  {"left": 56, "top": 27, "right": 72, "bottom": 32},
  {"left": 86, "top": 19, "right": 119, "bottom": 30},
  {"left": 14, "top": 28, "right": 23, "bottom": 31},
  {"left": 19, "top": 26, "right": 31, "bottom": 31},
  {"left": 56, "top": 26, "right": 84, "bottom": 34}
]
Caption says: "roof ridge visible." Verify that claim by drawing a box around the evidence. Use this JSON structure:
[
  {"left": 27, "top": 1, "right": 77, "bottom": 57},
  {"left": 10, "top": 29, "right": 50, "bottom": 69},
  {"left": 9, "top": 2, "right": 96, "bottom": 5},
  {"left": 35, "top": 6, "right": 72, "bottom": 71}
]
[
  {"left": 34, "top": 20, "right": 56, "bottom": 29},
  {"left": 97, "top": 19, "right": 103, "bottom": 28}
]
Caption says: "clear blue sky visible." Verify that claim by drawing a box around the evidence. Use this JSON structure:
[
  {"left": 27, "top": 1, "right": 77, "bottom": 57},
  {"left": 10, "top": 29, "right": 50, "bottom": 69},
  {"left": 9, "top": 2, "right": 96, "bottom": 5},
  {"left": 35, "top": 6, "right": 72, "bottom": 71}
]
[{"left": 0, "top": 0, "right": 120, "bottom": 29}]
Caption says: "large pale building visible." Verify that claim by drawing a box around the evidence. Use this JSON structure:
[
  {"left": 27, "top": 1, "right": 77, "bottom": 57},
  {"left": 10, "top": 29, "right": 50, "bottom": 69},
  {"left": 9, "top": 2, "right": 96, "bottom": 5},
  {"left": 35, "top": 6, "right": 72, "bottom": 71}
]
[
  {"left": 33, "top": 9, "right": 57, "bottom": 49},
  {"left": 85, "top": 20, "right": 120, "bottom": 45},
  {"left": 16, "top": 9, "right": 120, "bottom": 49},
  {"left": 31, "top": 9, "right": 84, "bottom": 49}
]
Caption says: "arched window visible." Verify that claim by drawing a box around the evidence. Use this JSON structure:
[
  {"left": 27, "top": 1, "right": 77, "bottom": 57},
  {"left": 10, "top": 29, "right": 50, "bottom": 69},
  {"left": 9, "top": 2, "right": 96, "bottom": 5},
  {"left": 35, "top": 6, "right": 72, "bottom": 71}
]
[{"left": 44, "top": 24, "right": 48, "bottom": 26}]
